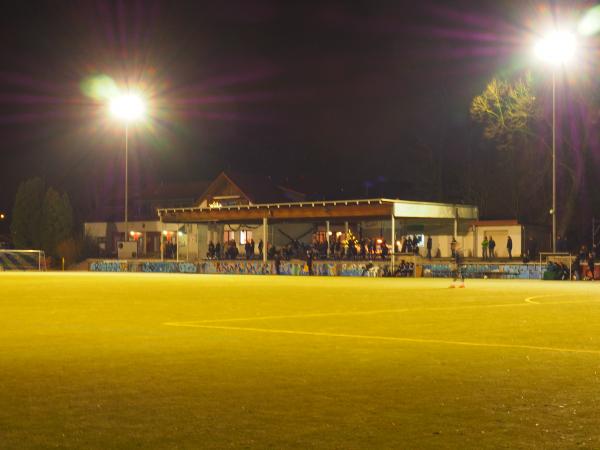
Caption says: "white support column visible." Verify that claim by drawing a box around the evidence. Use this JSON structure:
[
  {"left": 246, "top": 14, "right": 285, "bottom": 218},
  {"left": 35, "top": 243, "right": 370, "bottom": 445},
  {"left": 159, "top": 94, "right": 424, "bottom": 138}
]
[
  {"left": 344, "top": 221, "right": 349, "bottom": 234},
  {"left": 142, "top": 230, "right": 147, "bottom": 257},
  {"left": 326, "top": 220, "right": 331, "bottom": 258},
  {"left": 160, "top": 217, "right": 164, "bottom": 261},
  {"left": 391, "top": 213, "right": 396, "bottom": 272},
  {"left": 185, "top": 224, "right": 189, "bottom": 262},
  {"left": 453, "top": 211, "right": 458, "bottom": 239},
  {"left": 262, "top": 217, "right": 268, "bottom": 263},
  {"left": 176, "top": 225, "right": 180, "bottom": 261}
]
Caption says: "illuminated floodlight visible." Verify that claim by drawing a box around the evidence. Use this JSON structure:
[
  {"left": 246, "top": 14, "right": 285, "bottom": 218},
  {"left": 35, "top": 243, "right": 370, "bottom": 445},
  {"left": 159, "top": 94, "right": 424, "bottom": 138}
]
[
  {"left": 534, "top": 30, "right": 577, "bottom": 65},
  {"left": 0, "top": 213, "right": 4, "bottom": 220},
  {"left": 109, "top": 93, "right": 146, "bottom": 122}
]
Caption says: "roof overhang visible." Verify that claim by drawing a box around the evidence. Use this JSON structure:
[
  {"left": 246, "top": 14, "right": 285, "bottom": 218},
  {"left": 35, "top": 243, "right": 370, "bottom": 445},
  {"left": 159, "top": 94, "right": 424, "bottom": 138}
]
[
  {"left": 158, "top": 198, "right": 478, "bottom": 224},
  {"left": 393, "top": 202, "right": 478, "bottom": 220}
]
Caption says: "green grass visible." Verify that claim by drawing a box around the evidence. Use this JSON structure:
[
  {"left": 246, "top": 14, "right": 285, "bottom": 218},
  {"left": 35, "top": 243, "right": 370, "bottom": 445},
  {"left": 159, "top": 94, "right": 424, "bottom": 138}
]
[{"left": 1, "top": 273, "right": 600, "bottom": 448}]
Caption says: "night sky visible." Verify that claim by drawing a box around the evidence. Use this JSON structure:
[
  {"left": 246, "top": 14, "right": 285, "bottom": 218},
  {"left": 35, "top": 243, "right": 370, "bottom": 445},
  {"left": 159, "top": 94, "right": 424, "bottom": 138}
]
[{"left": 0, "top": 1, "right": 593, "bottom": 235}]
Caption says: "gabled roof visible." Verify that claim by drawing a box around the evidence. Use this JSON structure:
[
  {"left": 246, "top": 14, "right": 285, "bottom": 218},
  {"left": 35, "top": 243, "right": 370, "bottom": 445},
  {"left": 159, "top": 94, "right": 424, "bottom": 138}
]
[{"left": 197, "top": 171, "right": 306, "bottom": 205}]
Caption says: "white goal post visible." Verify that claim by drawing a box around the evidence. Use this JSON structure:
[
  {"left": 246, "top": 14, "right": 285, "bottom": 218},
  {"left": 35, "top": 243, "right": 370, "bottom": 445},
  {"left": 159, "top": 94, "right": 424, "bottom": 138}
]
[{"left": 0, "top": 250, "right": 47, "bottom": 271}]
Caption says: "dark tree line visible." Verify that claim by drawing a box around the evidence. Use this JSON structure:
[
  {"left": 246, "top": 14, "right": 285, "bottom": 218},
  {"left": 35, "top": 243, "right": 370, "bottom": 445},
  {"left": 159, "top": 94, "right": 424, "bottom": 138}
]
[{"left": 11, "top": 177, "right": 74, "bottom": 260}]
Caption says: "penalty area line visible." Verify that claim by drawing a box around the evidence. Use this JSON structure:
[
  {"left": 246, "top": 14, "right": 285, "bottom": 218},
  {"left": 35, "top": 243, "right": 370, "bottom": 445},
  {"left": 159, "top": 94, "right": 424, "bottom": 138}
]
[{"left": 163, "top": 323, "right": 600, "bottom": 356}]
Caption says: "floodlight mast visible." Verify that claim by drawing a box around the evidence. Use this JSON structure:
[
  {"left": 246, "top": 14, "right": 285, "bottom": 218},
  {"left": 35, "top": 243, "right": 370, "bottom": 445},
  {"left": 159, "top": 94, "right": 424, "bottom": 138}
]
[
  {"left": 534, "top": 30, "right": 576, "bottom": 253},
  {"left": 109, "top": 92, "right": 146, "bottom": 245}
]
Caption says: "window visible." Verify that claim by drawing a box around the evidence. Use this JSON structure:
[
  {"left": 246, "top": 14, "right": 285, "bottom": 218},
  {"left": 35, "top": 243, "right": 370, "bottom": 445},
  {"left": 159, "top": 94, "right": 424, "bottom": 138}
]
[
  {"left": 223, "top": 230, "right": 235, "bottom": 242},
  {"left": 240, "top": 230, "right": 253, "bottom": 245}
]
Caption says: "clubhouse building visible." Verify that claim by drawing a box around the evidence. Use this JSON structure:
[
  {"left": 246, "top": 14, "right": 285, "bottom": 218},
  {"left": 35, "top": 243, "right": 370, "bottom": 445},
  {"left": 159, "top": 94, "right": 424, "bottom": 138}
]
[{"left": 85, "top": 172, "right": 549, "bottom": 264}]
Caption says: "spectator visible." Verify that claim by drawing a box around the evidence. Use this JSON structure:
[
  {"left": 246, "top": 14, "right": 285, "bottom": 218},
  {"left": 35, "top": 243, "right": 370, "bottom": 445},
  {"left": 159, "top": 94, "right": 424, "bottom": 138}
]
[
  {"left": 274, "top": 249, "right": 282, "bottom": 275},
  {"left": 488, "top": 236, "right": 496, "bottom": 259},
  {"left": 481, "top": 236, "right": 488, "bottom": 260},
  {"left": 507, "top": 236, "right": 513, "bottom": 260},
  {"left": 215, "top": 242, "right": 221, "bottom": 259},
  {"left": 588, "top": 251, "right": 595, "bottom": 281},
  {"left": 258, "top": 239, "right": 264, "bottom": 259},
  {"left": 250, "top": 239, "right": 256, "bottom": 259},
  {"left": 381, "top": 239, "right": 389, "bottom": 259},
  {"left": 426, "top": 236, "right": 432, "bottom": 260},
  {"left": 207, "top": 241, "right": 215, "bottom": 259}
]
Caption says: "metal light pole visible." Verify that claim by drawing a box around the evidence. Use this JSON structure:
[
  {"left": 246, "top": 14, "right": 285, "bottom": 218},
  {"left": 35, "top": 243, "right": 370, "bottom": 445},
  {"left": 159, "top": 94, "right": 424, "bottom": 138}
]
[
  {"left": 109, "top": 92, "right": 145, "bottom": 243},
  {"left": 124, "top": 124, "right": 129, "bottom": 241},
  {"left": 534, "top": 30, "right": 576, "bottom": 253},
  {"left": 552, "top": 70, "right": 556, "bottom": 252}
]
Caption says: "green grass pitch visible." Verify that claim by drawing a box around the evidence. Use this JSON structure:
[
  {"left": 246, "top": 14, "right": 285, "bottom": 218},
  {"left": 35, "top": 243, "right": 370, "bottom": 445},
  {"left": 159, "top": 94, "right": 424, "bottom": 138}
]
[{"left": 1, "top": 273, "right": 600, "bottom": 448}]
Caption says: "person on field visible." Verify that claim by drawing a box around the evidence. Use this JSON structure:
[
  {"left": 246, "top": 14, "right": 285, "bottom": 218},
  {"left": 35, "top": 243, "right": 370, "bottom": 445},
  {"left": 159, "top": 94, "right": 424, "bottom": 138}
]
[
  {"left": 306, "top": 248, "right": 314, "bottom": 276},
  {"left": 588, "top": 251, "right": 595, "bottom": 281},
  {"left": 488, "top": 236, "right": 496, "bottom": 259},
  {"left": 507, "top": 236, "right": 513, "bottom": 260},
  {"left": 450, "top": 243, "right": 465, "bottom": 288},
  {"left": 481, "top": 236, "right": 488, "bottom": 260},
  {"left": 450, "top": 237, "right": 457, "bottom": 258}
]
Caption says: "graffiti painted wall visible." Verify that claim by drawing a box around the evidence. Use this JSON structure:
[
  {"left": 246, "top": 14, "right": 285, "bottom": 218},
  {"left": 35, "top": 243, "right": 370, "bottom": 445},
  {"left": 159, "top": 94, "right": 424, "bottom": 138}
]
[
  {"left": 421, "top": 263, "right": 545, "bottom": 279},
  {"left": 89, "top": 259, "right": 547, "bottom": 279}
]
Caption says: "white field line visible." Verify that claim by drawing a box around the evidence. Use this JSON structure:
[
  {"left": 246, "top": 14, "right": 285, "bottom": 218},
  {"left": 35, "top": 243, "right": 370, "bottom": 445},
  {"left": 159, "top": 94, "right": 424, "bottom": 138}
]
[
  {"left": 167, "top": 295, "right": 597, "bottom": 326},
  {"left": 164, "top": 323, "right": 600, "bottom": 356}
]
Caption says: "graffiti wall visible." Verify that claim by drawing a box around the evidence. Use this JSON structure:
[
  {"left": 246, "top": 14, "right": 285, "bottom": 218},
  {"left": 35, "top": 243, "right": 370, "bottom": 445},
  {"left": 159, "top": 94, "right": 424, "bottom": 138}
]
[
  {"left": 421, "top": 263, "right": 545, "bottom": 279},
  {"left": 89, "top": 259, "right": 546, "bottom": 279},
  {"left": 89, "top": 260, "right": 129, "bottom": 272}
]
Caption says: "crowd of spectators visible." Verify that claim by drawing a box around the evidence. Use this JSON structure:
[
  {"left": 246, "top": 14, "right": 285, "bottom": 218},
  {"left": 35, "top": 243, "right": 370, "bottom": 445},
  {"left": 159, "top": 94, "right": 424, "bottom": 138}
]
[
  {"left": 206, "top": 239, "right": 264, "bottom": 260},
  {"left": 205, "top": 232, "right": 427, "bottom": 262}
]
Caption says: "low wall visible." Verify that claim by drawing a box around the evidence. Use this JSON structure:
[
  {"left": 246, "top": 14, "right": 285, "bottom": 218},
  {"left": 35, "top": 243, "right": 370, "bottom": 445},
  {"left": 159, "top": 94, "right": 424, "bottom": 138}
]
[
  {"left": 88, "top": 259, "right": 552, "bottom": 279},
  {"left": 88, "top": 259, "right": 385, "bottom": 277},
  {"left": 421, "top": 263, "right": 545, "bottom": 279}
]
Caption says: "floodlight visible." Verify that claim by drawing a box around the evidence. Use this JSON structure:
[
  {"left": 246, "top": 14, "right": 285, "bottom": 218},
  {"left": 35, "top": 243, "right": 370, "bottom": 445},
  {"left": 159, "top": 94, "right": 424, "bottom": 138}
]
[
  {"left": 534, "top": 30, "right": 577, "bottom": 65},
  {"left": 109, "top": 93, "right": 146, "bottom": 122}
]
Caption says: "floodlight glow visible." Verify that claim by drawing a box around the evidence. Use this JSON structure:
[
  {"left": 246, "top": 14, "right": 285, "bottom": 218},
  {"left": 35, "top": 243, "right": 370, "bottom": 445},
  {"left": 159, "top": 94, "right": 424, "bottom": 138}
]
[
  {"left": 578, "top": 5, "right": 600, "bottom": 36},
  {"left": 534, "top": 31, "right": 577, "bottom": 65},
  {"left": 109, "top": 93, "right": 146, "bottom": 122}
]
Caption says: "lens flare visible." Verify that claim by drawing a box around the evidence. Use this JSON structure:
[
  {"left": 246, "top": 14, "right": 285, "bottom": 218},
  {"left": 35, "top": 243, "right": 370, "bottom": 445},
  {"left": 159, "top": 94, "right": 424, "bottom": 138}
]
[
  {"left": 578, "top": 5, "right": 600, "bottom": 36},
  {"left": 80, "top": 74, "right": 119, "bottom": 100}
]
